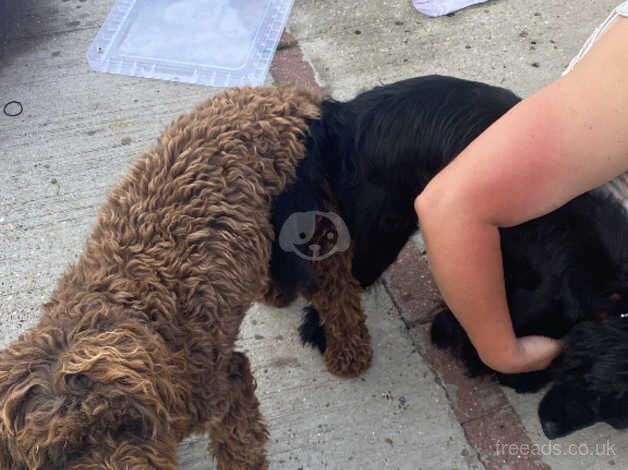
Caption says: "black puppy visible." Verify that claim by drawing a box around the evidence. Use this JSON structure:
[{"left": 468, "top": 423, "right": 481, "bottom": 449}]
[
  {"left": 430, "top": 190, "right": 628, "bottom": 438},
  {"left": 272, "top": 76, "right": 519, "bottom": 290},
  {"left": 270, "top": 75, "right": 628, "bottom": 438}
]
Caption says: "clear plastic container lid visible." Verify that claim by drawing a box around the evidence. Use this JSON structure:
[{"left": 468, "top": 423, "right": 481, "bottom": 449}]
[{"left": 88, "top": 0, "right": 294, "bottom": 87}]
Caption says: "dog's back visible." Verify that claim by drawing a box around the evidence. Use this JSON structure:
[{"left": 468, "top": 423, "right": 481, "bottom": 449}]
[{"left": 501, "top": 190, "right": 628, "bottom": 333}]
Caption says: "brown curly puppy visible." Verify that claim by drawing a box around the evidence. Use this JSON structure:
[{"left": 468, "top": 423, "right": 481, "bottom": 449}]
[{"left": 0, "top": 86, "right": 319, "bottom": 469}]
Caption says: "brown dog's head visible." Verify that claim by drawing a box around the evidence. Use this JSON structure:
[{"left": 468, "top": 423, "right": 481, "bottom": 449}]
[{"left": 0, "top": 303, "right": 181, "bottom": 469}]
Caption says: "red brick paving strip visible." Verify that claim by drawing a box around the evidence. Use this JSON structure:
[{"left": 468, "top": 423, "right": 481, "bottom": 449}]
[
  {"left": 386, "top": 244, "right": 549, "bottom": 470},
  {"left": 384, "top": 242, "right": 442, "bottom": 326},
  {"left": 269, "top": 35, "right": 548, "bottom": 469},
  {"left": 271, "top": 32, "right": 322, "bottom": 92}
]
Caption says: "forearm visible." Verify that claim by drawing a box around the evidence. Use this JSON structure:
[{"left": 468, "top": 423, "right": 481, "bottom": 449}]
[{"left": 415, "top": 195, "right": 520, "bottom": 371}]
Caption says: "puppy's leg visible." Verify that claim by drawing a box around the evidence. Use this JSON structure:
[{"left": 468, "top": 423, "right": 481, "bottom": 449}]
[
  {"left": 208, "top": 352, "right": 269, "bottom": 470},
  {"left": 305, "top": 249, "right": 373, "bottom": 378}
]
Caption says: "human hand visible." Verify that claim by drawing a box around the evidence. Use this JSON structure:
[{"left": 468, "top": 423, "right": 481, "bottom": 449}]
[{"left": 480, "top": 335, "right": 563, "bottom": 374}]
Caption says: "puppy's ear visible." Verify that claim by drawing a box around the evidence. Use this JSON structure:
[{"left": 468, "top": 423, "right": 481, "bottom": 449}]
[
  {"left": 538, "top": 380, "right": 599, "bottom": 439},
  {"left": 56, "top": 323, "right": 174, "bottom": 435},
  {"left": 0, "top": 326, "right": 68, "bottom": 468},
  {"left": 541, "top": 318, "right": 628, "bottom": 437},
  {"left": 0, "top": 320, "right": 176, "bottom": 468},
  {"left": 59, "top": 324, "right": 179, "bottom": 469}
]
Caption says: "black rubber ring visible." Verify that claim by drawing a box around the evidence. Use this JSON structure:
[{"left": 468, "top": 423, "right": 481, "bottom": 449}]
[{"left": 3, "top": 100, "right": 23, "bottom": 117}]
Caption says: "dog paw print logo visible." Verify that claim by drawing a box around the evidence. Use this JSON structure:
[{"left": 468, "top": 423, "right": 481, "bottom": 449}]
[{"left": 279, "top": 211, "right": 350, "bottom": 261}]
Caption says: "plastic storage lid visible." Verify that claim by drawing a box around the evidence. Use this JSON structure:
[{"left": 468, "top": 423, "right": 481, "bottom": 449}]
[{"left": 88, "top": 0, "right": 294, "bottom": 87}]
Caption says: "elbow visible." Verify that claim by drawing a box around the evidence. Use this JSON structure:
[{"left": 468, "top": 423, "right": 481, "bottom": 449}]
[
  {"left": 413, "top": 189, "right": 429, "bottom": 224},
  {"left": 414, "top": 179, "right": 452, "bottom": 233},
  {"left": 415, "top": 174, "right": 496, "bottom": 234}
]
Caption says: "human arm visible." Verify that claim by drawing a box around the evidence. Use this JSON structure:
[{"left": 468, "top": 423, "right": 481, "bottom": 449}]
[{"left": 414, "top": 17, "right": 628, "bottom": 374}]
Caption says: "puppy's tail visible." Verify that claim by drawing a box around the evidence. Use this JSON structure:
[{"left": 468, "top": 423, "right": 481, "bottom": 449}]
[{"left": 299, "top": 306, "right": 326, "bottom": 353}]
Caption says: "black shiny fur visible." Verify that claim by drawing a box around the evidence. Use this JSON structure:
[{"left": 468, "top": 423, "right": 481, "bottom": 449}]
[
  {"left": 539, "top": 309, "right": 628, "bottom": 439},
  {"left": 269, "top": 75, "right": 628, "bottom": 438}
]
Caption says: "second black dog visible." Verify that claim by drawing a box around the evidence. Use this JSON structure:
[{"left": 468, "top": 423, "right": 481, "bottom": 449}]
[{"left": 271, "top": 75, "right": 628, "bottom": 439}]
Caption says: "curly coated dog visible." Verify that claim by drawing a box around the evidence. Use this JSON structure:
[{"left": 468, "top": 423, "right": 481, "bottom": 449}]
[
  {"left": 272, "top": 75, "right": 628, "bottom": 439},
  {"left": 0, "top": 87, "right": 321, "bottom": 469}
]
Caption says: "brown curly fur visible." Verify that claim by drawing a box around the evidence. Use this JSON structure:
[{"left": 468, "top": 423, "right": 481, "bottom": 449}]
[
  {"left": 0, "top": 86, "right": 320, "bottom": 469},
  {"left": 305, "top": 248, "right": 372, "bottom": 378},
  {"left": 263, "top": 256, "right": 371, "bottom": 379},
  {"left": 302, "top": 189, "right": 372, "bottom": 378},
  {"left": 264, "top": 175, "right": 373, "bottom": 378}
]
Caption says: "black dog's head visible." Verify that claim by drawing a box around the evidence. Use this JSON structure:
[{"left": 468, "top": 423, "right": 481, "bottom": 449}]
[
  {"left": 278, "top": 210, "right": 351, "bottom": 261},
  {"left": 539, "top": 286, "right": 628, "bottom": 439},
  {"left": 540, "top": 319, "right": 628, "bottom": 438},
  {"left": 333, "top": 76, "right": 521, "bottom": 286}
]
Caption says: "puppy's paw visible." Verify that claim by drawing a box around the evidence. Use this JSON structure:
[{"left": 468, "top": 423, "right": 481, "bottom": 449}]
[{"left": 324, "top": 327, "right": 373, "bottom": 378}]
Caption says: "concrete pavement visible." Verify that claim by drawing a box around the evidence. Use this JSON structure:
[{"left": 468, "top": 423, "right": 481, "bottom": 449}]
[
  {"left": 288, "top": 0, "right": 618, "bottom": 99},
  {"left": 1, "top": 1, "right": 479, "bottom": 469},
  {"left": 1, "top": 0, "right": 627, "bottom": 469}
]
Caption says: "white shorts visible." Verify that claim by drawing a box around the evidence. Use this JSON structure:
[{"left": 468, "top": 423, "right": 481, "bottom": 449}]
[{"left": 563, "top": 1, "right": 628, "bottom": 74}]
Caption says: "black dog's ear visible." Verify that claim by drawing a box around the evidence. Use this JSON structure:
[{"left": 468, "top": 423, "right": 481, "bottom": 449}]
[
  {"left": 269, "top": 112, "right": 336, "bottom": 295},
  {"left": 317, "top": 98, "right": 357, "bottom": 184},
  {"left": 538, "top": 380, "right": 599, "bottom": 439}
]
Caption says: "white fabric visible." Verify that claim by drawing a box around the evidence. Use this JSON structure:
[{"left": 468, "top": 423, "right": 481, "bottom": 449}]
[
  {"left": 411, "top": 0, "right": 487, "bottom": 17},
  {"left": 617, "top": 0, "right": 628, "bottom": 15},
  {"left": 563, "top": 1, "right": 628, "bottom": 74}
]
